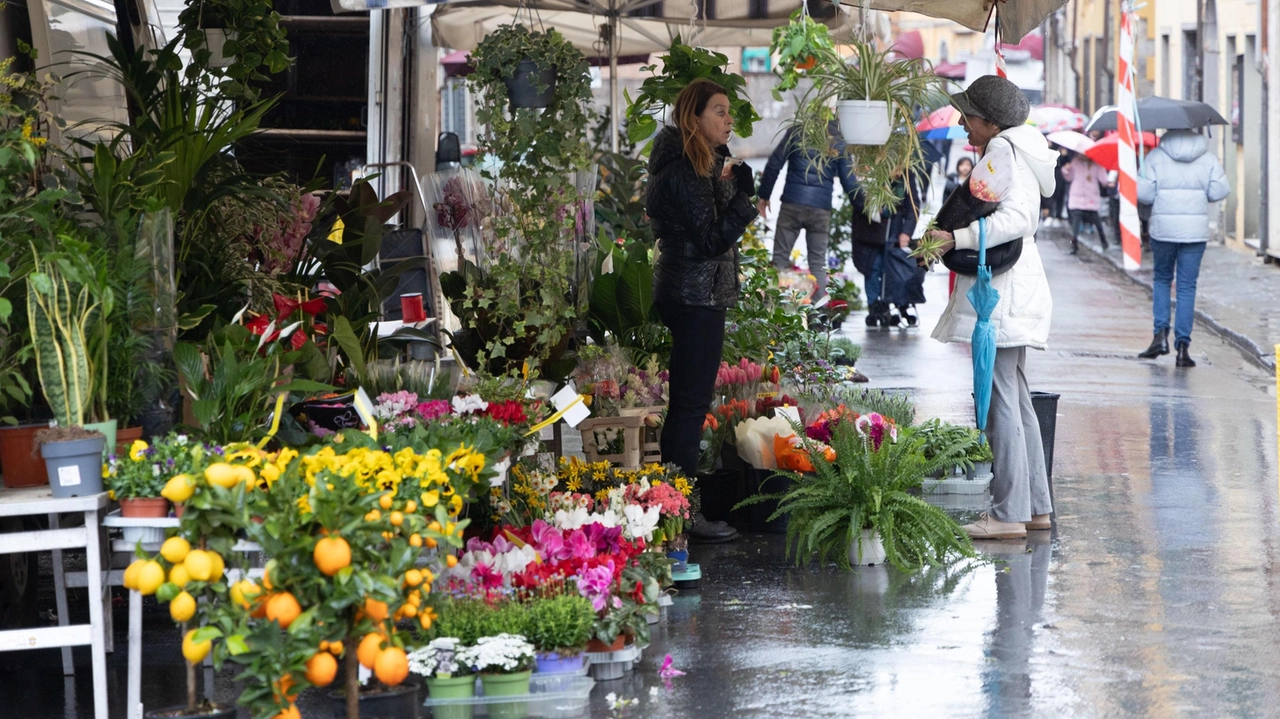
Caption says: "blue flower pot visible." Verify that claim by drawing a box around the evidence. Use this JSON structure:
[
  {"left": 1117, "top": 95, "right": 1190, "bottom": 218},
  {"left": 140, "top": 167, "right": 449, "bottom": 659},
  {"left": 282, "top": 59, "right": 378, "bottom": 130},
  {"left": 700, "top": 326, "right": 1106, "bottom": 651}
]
[
  {"left": 534, "top": 651, "right": 585, "bottom": 674},
  {"left": 665, "top": 549, "right": 689, "bottom": 572}
]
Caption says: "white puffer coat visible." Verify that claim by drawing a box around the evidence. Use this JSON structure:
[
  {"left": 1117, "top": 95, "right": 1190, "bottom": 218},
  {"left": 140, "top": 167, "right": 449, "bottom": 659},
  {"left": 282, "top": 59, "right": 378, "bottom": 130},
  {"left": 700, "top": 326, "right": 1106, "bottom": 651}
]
[
  {"left": 1137, "top": 130, "right": 1230, "bottom": 243},
  {"left": 931, "top": 124, "right": 1057, "bottom": 350}
]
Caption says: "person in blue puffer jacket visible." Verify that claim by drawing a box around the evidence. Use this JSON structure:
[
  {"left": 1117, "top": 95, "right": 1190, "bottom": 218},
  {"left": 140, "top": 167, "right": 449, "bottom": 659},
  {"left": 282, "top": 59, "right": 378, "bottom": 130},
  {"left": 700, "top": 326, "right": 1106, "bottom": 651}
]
[
  {"left": 1136, "top": 129, "right": 1230, "bottom": 367},
  {"left": 757, "top": 122, "right": 859, "bottom": 298}
]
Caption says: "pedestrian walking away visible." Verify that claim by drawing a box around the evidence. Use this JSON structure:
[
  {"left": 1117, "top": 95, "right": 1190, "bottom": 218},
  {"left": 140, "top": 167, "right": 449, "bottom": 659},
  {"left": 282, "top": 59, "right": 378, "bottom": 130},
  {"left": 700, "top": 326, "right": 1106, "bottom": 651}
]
[
  {"left": 1060, "top": 152, "right": 1109, "bottom": 254},
  {"left": 758, "top": 122, "right": 859, "bottom": 300},
  {"left": 1135, "top": 129, "right": 1230, "bottom": 367},
  {"left": 924, "top": 75, "right": 1056, "bottom": 540},
  {"left": 850, "top": 169, "right": 926, "bottom": 327},
  {"left": 646, "top": 78, "right": 758, "bottom": 543}
]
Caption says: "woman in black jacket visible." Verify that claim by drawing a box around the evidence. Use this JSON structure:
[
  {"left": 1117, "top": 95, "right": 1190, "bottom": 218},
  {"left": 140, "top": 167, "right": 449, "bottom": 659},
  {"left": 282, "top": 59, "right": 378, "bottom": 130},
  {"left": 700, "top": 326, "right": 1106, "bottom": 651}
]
[{"left": 646, "top": 79, "right": 757, "bottom": 533}]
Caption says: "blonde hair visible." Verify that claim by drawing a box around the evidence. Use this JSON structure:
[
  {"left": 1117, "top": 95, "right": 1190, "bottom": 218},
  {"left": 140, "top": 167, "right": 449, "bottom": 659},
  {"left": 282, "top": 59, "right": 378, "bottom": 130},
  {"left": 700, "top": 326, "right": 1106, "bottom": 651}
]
[{"left": 673, "top": 79, "right": 729, "bottom": 178}]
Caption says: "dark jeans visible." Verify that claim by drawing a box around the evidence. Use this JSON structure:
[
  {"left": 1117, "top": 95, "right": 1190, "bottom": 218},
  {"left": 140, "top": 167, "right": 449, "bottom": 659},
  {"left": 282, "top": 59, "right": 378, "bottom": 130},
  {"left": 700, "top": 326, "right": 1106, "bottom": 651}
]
[
  {"left": 1150, "top": 239, "right": 1206, "bottom": 346},
  {"left": 1069, "top": 209, "right": 1108, "bottom": 243},
  {"left": 658, "top": 302, "right": 726, "bottom": 477}
]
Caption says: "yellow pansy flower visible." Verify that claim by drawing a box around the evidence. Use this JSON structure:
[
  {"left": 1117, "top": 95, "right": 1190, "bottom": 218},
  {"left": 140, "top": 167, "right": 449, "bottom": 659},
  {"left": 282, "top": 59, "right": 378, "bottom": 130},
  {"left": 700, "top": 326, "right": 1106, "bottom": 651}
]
[{"left": 129, "top": 440, "right": 149, "bottom": 461}]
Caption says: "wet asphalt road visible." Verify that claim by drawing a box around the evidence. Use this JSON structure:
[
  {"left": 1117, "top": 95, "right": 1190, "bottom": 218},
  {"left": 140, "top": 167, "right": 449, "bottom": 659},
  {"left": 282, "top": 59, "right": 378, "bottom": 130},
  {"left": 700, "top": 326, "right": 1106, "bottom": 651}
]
[{"left": 7, "top": 231, "right": 1280, "bottom": 718}]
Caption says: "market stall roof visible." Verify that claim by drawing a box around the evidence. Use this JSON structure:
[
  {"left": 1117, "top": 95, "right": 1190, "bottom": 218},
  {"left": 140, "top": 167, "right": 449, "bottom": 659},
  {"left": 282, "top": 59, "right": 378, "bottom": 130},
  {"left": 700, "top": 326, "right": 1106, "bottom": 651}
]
[{"left": 855, "top": 0, "right": 1064, "bottom": 43}]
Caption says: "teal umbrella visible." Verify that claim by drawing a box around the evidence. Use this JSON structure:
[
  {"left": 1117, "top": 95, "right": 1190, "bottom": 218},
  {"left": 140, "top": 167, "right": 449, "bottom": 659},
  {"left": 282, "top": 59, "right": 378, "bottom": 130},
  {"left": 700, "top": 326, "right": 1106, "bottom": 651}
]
[{"left": 968, "top": 217, "right": 999, "bottom": 430}]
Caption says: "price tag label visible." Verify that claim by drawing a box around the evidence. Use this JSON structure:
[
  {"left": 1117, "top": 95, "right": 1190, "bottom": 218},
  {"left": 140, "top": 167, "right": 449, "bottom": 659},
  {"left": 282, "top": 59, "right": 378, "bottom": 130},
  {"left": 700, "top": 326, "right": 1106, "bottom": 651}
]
[{"left": 58, "top": 465, "right": 82, "bottom": 487}]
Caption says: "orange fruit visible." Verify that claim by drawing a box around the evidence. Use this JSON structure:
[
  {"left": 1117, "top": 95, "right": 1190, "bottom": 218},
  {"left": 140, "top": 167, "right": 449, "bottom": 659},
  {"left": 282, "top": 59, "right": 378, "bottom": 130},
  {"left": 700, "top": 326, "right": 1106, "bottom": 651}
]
[
  {"left": 389, "top": 511, "right": 404, "bottom": 527},
  {"left": 409, "top": 534, "right": 423, "bottom": 548},
  {"left": 365, "top": 509, "right": 381, "bottom": 522},
  {"left": 379, "top": 494, "right": 394, "bottom": 510},
  {"left": 328, "top": 640, "right": 344, "bottom": 656},
  {"left": 363, "top": 597, "right": 389, "bottom": 622},
  {"left": 274, "top": 674, "right": 299, "bottom": 701},
  {"left": 313, "top": 536, "right": 352, "bottom": 577},
  {"left": 446, "top": 555, "right": 457, "bottom": 568},
  {"left": 305, "top": 651, "right": 338, "bottom": 687},
  {"left": 265, "top": 592, "right": 302, "bottom": 629},
  {"left": 428, "top": 521, "right": 443, "bottom": 533},
  {"left": 357, "top": 632, "right": 385, "bottom": 670},
  {"left": 404, "top": 501, "right": 417, "bottom": 513},
  {"left": 270, "top": 706, "right": 300, "bottom": 719},
  {"left": 404, "top": 569, "right": 423, "bottom": 587},
  {"left": 262, "top": 559, "right": 277, "bottom": 590},
  {"left": 374, "top": 647, "right": 409, "bottom": 686},
  {"left": 425, "top": 537, "right": 438, "bottom": 549},
  {"left": 401, "top": 604, "right": 417, "bottom": 619}
]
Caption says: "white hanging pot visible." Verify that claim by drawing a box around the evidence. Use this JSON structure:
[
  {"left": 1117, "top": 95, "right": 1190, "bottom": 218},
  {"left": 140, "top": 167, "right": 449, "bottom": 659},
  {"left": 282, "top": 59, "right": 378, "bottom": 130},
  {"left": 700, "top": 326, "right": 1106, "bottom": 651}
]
[
  {"left": 837, "top": 100, "right": 892, "bottom": 146},
  {"left": 848, "top": 528, "right": 887, "bottom": 566},
  {"left": 204, "top": 28, "right": 236, "bottom": 69}
]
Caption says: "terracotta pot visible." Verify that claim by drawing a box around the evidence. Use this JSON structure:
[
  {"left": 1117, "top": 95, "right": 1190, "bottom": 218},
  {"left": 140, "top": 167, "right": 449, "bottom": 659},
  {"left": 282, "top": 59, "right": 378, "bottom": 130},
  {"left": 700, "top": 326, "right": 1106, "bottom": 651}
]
[
  {"left": 0, "top": 423, "right": 50, "bottom": 488},
  {"left": 584, "top": 636, "right": 625, "bottom": 653},
  {"left": 115, "top": 425, "right": 144, "bottom": 458},
  {"left": 119, "top": 497, "right": 170, "bottom": 518},
  {"left": 174, "top": 504, "right": 186, "bottom": 519}
]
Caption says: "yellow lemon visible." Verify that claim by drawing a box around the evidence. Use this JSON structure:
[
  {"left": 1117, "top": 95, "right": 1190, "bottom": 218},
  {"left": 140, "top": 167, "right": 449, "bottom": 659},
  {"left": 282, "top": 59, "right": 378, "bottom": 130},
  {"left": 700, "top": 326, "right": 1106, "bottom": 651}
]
[
  {"left": 204, "top": 463, "right": 239, "bottom": 489},
  {"left": 169, "top": 564, "right": 191, "bottom": 589},
  {"left": 231, "top": 465, "right": 256, "bottom": 486},
  {"left": 230, "top": 579, "right": 261, "bottom": 610},
  {"left": 160, "top": 536, "right": 191, "bottom": 564},
  {"left": 184, "top": 550, "right": 213, "bottom": 582},
  {"left": 207, "top": 551, "right": 225, "bottom": 582},
  {"left": 182, "top": 629, "right": 211, "bottom": 663},
  {"left": 170, "top": 591, "right": 197, "bottom": 622},
  {"left": 161, "top": 473, "right": 196, "bottom": 503},
  {"left": 136, "top": 561, "right": 165, "bottom": 596},
  {"left": 123, "top": 559, "right": 145, "bottom": 590}
]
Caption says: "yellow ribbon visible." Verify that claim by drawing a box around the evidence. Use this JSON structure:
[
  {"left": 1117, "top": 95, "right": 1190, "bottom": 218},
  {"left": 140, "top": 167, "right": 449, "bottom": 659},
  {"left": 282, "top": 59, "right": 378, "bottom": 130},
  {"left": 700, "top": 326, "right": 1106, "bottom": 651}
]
[
  {"left": 255, "top": 394, "right": 288, "bottom": 449},
  {"left": 524, "top": 394, "right": 585, "bottom": 437}
]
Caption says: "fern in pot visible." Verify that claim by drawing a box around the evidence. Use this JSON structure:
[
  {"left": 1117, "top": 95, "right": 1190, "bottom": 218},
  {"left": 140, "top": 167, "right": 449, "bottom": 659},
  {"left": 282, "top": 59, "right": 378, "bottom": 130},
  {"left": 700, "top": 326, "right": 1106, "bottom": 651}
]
[
  {"left": 739, "top": 413, "right": 979, "bottom": 570},
  {"left": 790, "top": 38, "right": 948, "bottom": 219}
]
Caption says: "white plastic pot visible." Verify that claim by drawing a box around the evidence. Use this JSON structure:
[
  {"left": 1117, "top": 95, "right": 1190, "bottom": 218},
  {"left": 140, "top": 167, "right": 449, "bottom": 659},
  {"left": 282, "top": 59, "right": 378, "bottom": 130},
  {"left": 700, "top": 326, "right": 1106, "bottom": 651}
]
[
  {"left": 848, "top": 528, "right": 887, "bottom": 566},
  {"left": 837, "top": 100, "right": 892, "bottom": 146},
  {"left": 204, "top": 29, "right": 236, "bottom": 68}
]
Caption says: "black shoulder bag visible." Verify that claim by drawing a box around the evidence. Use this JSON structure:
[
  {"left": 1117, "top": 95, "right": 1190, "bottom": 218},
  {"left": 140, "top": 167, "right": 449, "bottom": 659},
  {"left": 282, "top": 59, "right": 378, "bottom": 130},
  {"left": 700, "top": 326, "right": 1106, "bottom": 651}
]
[{"left": 936, "top": 145, "right": 1024, "bottom": 276}]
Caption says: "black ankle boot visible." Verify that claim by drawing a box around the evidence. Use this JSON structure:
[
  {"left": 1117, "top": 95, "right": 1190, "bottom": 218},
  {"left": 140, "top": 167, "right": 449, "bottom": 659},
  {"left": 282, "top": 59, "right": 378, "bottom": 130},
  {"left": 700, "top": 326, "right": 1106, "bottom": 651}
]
[
  {"left": 1099, "top": 235, "right": 1110, "bottom": 250},
  {"left": 1138, "top": 329, "right": 1170, "bottom": 359},
  {"left": 1070, "top": 239, "right": 1079, "bottom": 255},
  {"left": 1176, "top": 342, "right": 1196, "bottom": 367}
]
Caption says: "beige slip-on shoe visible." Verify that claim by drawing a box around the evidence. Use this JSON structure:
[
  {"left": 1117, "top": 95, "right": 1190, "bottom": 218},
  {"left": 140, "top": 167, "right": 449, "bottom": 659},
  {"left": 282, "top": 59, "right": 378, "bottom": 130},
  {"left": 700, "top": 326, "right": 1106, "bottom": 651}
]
[{"left": 963, "top": 512, "right": 1028, "bottom": 540}]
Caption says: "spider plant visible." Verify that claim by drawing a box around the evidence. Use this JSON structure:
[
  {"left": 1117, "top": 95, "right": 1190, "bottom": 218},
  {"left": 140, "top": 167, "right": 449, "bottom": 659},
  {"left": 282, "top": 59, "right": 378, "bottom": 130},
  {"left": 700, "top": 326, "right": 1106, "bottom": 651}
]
[
  {"left": 908, "top": 224, "right": 951, "bottom": 268},
  {"left": 738, "top": 418, "right": 978, "bottom": 571},
  {"left": 790, "top": 38, "right": 949, "bottom": 219}
]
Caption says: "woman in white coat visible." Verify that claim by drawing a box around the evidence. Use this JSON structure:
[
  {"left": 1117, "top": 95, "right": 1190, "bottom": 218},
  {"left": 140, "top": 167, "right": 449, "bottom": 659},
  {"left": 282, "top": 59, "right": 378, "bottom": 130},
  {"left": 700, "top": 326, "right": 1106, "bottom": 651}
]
[{"left": 926, "top": 76, "right": 1057, "bottom": 540}]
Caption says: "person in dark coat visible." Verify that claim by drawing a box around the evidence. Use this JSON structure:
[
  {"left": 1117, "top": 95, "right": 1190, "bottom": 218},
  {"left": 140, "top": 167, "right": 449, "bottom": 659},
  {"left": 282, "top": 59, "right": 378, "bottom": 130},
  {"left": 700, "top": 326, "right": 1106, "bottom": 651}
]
[
  {"left": 848, "top": 169, "right": 925, "bottom": 326},
  {"left": 646, "top": 78, "right": 757, "bottom": 542},
  {"left": 944, "top": 157, "right": 974, "bottom": 200},
  {"left": 757, "top": 123, "right": 859, "bottom": 299}
]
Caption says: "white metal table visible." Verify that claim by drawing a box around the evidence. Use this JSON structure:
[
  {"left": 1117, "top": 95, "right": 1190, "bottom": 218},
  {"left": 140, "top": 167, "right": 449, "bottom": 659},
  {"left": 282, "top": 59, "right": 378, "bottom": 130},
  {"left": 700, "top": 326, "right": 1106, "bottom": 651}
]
[{"left": 0, "top": 487, "right": 109, "bottom": 719}]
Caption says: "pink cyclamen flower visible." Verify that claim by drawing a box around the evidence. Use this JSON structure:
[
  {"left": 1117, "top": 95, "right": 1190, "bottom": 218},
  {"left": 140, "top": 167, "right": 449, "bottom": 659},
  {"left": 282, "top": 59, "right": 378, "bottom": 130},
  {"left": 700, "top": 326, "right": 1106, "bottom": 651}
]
[{"left": 576, "top": 562, "right": 618, "bottom": 612}]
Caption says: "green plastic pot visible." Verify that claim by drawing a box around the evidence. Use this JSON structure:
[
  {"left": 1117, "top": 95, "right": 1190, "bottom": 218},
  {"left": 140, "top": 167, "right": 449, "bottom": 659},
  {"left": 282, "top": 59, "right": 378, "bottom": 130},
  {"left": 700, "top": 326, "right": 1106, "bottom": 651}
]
[
  {"left": 480, "top": 670, "right": 531, "bottom": 719},
  {"left": 427, "top": 674, "right": 476, "bottom": 719}
]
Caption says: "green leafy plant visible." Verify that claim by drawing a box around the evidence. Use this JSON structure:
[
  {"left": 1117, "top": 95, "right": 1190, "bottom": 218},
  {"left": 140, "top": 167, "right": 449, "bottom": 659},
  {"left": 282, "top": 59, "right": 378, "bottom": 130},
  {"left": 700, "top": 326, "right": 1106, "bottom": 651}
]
[
  {"left": 914, "top": 419, "right": 983, "bottom": 470},
  {"left": 587, "top": 233, "right": 670, "bottom": 365},
  {"left": 739, "top": 419, "right": 979, "bottom": 571},
  {"left": 908, "top": 227, "right": 951, "bottom": 268},
  {"left": 828, "top": 337, "right": 862, "bottom": 365},
  {"left": 525, "top": 593, "right": 595, "bottom": 656},
  {"left": 626, "top": 37, "right": 762, "bottom": 149},
  {"left": 723, "top": 247, "right": 814, "bottom": 364},
  {"left": 176, "top": 0, "right": 292, "bottom": 101},
  {"left": 791, "top": 38, "right": 948, "bottom": 219},
  {"left": 432, "top": 599, "right": 499, "bottom": 647},
  {"left": 770, "top": 10, "right": 836, "bottom": 98},
  {"left": 594, "top": 149, "right": 654, "bottom": 245}
]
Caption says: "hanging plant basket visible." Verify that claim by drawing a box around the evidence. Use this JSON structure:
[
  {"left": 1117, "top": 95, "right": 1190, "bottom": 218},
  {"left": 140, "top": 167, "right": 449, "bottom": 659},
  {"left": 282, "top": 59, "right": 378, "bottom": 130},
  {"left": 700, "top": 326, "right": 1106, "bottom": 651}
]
[
  {"left": 504, "top": 60, "right": 557, "bottom": 108},
  {"left": 203, "top": 28, "right": 237, "bottom": 69},
  {"left": 837, "top": 100, "right": 892, "bottom": 146}
]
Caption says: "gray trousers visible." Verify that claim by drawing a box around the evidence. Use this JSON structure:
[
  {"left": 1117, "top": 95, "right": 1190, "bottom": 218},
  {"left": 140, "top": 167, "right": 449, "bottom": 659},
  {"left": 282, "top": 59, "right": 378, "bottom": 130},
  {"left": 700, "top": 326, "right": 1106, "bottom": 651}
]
[
  {"left": 988, "top": 347, "right": 1053, "bottom": 523},
  {"left": 771, "top": 202, "right": 831, "bottom": 293}
]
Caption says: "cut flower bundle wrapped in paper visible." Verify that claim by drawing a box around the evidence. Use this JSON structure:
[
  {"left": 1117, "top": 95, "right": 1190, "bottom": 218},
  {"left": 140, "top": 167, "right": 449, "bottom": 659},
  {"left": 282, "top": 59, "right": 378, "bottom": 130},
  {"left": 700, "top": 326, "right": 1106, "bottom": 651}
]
[{"left": 734, "top": 415, "right": 798, "bottom": 470}]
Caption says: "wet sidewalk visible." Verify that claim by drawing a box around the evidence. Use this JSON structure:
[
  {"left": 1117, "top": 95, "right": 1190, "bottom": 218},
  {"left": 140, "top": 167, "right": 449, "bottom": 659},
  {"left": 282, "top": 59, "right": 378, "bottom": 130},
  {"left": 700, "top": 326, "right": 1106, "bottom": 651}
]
[{"left": 1044, "top": 221, "right": 1280, "bottom": 370}]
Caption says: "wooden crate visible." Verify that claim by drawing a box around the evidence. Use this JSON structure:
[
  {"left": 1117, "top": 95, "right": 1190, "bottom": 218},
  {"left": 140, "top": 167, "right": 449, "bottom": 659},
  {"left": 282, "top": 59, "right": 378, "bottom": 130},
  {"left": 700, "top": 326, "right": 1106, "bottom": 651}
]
[{"left": 578, "top": 414, "right": 646, "bottom": 468}]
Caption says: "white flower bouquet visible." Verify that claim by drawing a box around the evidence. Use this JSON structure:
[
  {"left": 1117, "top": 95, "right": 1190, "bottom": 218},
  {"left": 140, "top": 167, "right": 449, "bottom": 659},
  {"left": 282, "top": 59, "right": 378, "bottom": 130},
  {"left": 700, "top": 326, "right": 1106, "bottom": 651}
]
[
  {"left": 408, "top": 637, "right": 473, "bottom": 678},
  {"left": 457, "top": 633, "right": 536, "bottom": 674}
]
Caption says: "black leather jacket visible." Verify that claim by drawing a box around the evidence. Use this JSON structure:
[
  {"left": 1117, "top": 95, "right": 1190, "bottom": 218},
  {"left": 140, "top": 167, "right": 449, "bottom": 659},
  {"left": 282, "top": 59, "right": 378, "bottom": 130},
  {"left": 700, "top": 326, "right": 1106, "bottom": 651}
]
[{"left": 646, "top": 126, "right": 758, "bottom": 308}]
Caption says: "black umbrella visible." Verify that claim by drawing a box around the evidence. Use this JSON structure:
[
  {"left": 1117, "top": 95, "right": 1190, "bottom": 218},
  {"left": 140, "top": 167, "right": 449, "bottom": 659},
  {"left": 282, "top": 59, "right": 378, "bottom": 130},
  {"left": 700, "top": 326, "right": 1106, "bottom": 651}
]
[{"left": 1086, "top": 96, "right": 1229, "bottom": 132}]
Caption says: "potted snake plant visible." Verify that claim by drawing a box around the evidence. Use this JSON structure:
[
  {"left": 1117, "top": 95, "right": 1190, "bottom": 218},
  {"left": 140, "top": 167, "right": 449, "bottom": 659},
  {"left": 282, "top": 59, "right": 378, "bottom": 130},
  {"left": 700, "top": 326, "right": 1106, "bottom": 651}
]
[{"left": 27, "top": 249, "right": 108, "bottom": 498}]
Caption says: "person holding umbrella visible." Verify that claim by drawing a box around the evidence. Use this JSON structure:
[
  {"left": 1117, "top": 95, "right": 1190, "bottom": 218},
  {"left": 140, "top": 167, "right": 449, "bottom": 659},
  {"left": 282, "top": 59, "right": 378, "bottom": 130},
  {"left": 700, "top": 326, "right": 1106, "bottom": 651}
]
[
  {"left": 1136, "top": 130, "right": 1230, "bottom": 367},
  {"left": 925, "top": 75, "right": 1057, "bottom": 540}
]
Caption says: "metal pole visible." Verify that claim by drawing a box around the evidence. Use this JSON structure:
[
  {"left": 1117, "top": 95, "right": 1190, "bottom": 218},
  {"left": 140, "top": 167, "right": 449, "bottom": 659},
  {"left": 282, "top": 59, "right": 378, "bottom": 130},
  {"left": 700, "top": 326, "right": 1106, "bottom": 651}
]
[{"left": 610, "top": 5, "right": 620, "bottom": 153}]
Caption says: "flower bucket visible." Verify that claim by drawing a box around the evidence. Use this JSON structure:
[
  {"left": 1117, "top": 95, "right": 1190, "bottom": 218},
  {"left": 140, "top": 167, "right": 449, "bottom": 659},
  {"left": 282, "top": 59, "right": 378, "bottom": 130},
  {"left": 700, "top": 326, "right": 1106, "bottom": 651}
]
[
  {"left": 504, "top": 60, "right": 556, "bottom": 108},
  {"left": 0, "top": 423, "right": 50, "bottom": 488},
  {"left": 426, "top": 675, "right": 476, "bottom": 719},
  {"left": 534, "top": 651, "right": 585, "bottom": 675},
  {"left": 848, "top": 528, "right": 887, "bottom": 566},
  {"left": 119, "top": 497, "right": 170, "bottom": 518},
  {"left": 42, "top": 436, "right": 106, "bottom": 499},
  {"left": 83, "top": 419, "right": 117, "bottom": 458},
  {"left": 480, "top": 670, "right": 531, "bottom": 719},
  {"left": 837, "top": 100, "right": 892, "bottom": 145}
]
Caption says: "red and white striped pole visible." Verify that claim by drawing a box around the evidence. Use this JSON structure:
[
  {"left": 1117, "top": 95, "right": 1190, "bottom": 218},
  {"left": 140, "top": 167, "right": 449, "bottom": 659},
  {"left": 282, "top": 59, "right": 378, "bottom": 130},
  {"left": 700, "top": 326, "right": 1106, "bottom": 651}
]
[{"left": 1116, "top": 3, "right": 1143, "bottom": 270}]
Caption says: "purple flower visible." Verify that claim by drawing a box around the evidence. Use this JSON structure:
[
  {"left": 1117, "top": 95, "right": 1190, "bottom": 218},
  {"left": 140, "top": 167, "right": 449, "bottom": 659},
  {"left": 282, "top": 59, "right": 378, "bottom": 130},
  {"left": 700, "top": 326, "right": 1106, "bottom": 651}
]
[
  {"left": 585, "top": 523, "right": 623, "bottom": 555},
  {"left": 576, "top": 562, "right": 619, "bottom": 612}
]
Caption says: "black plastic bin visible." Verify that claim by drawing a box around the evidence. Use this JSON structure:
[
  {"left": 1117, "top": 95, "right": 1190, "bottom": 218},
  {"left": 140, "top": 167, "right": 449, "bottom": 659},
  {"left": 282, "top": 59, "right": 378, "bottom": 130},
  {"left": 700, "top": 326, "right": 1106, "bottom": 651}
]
[{"left": 1030, "top": 391, "right": 1060, "bottom": 502}]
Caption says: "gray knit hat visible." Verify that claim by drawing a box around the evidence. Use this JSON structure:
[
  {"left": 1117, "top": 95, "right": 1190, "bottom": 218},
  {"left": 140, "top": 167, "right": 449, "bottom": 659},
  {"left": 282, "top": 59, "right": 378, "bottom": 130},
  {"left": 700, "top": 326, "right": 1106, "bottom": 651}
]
[{"left": 950, "top": 75, "right": 1030, "bottom": 129}]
